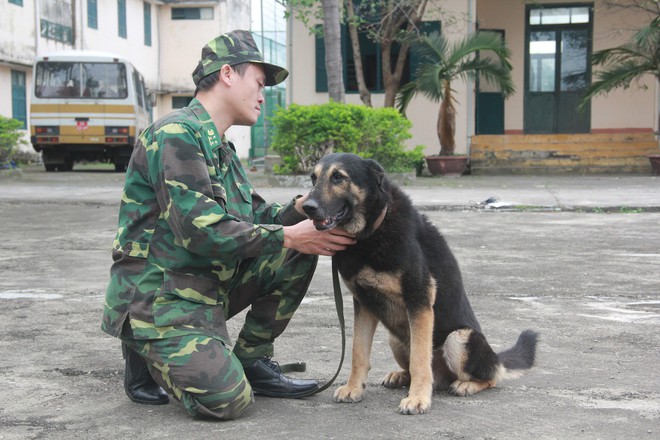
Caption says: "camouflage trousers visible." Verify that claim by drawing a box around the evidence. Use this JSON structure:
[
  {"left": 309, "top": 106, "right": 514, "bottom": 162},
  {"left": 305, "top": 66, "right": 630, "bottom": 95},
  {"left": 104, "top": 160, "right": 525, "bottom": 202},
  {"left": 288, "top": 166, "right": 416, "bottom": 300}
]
[{"left": 124, "top": 248, "right": 318, "bottom": 420}]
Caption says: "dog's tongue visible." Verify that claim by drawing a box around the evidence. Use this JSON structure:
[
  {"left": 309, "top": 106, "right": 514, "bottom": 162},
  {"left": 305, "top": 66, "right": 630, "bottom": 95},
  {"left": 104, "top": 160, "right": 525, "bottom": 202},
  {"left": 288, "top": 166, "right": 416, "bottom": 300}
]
[
  {"left": 312, "top": 218, "right": 334, "bottom": 230},
  {"left": 314, "top": 218, "right": 330, "bottom": 228}
]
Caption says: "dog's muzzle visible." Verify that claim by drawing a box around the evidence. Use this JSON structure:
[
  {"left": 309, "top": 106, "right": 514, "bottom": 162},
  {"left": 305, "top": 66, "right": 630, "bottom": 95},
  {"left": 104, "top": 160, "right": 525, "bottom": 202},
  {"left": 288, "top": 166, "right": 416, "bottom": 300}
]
[{"left": 303, "top": 199, "right": 348, "bottom": 231}]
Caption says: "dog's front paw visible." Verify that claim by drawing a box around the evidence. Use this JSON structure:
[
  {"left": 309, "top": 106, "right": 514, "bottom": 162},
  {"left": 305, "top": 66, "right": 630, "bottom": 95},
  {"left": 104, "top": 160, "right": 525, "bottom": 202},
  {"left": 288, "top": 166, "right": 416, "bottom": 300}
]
[
  {"left": 398, "top": 395, "right": 432, "bottom": 415},
  {"left": 334, "top": 383, "right": 365, "bottom": 403},
  {"left": 382, "top": 370, "right": 410, "bottom": 388}
]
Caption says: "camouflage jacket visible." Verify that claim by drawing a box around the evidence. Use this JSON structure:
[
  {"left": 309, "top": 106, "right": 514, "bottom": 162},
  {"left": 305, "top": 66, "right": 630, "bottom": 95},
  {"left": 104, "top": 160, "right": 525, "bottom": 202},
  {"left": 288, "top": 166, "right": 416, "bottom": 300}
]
[{"left": 102, "top": 98, "right": 304, "bottom": 342}]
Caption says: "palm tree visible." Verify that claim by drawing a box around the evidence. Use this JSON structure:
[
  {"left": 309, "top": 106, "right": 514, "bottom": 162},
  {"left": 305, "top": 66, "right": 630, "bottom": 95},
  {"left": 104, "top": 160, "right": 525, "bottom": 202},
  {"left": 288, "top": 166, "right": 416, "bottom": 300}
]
[
  {"left": 579, "top": 16, "right": 660, "bottom": 127},
  {"left": 397, "top": 31, "right": 514, "bottom": 156}
]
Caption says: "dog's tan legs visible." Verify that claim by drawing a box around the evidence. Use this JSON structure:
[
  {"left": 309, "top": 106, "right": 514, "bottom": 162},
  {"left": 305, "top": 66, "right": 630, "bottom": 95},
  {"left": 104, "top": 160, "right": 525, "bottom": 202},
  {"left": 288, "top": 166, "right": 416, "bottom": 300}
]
[
  {"left": 449, "top": 379, "right": 497, "bottom": 396},
  {"left": 443, "top": 328, "right": 497, "bottom": 396},
  {"left": 432, "top": 349, "right": 456, "bottom": 391},
  {"left": 382, "top": 334, "right": 411, "bottom": 388},
  {"left": 334, "top": 305, "right": 379, "bottom": 403},
  {"left": 398, "top": 307, "right": 434, "bottom": 415}
]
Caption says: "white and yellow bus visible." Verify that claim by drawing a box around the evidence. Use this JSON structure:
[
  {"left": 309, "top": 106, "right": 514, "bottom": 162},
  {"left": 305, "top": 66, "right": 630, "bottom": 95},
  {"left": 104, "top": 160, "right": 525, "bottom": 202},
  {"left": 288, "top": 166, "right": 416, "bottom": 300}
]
[{"left": 30, "top": 51, "right": 150, "bottom": 172}]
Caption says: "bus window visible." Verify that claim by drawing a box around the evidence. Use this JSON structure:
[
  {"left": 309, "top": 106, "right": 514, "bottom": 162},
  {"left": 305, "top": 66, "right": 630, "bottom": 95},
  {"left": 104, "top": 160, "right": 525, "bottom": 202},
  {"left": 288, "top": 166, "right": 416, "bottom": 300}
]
[
  {"left": 133, "top": 70, "right": 144, "bottom": 109},
  {"left": 35, "top": 61, "right": 128, "bottom": 99}
]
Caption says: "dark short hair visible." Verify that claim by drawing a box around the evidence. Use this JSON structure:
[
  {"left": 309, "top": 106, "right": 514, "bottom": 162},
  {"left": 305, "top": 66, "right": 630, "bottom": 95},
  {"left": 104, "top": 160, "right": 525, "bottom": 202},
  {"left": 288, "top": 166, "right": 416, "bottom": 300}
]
[{"left": 194, "top": 62, "right": 250, "bottom": 97}]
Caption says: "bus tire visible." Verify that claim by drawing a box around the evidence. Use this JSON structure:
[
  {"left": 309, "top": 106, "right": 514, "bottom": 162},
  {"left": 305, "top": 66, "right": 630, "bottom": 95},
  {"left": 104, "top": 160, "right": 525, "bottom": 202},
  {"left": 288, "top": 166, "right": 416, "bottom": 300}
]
[
  {"left": 45, "top": 164, "right": 56, "bottom": 172},
  {"left": 62, "top": 158, "right": 74, "bottom": 172}
]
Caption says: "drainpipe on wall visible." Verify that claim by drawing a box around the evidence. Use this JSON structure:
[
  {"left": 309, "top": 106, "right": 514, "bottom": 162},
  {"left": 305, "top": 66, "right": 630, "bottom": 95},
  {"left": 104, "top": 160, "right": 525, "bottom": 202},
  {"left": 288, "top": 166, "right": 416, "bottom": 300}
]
[
  {"left": 156, "top": 2, "right": 162, "bottom": 119},
  {"left": 34, "top": 0, "right": 41, "bottom": 56},
  {"left": 656, "top": 80, "right": 660, "bottom": 143},
  {"left": 78, "top": 0, "right": 84, "bottom": 50},
  {"left": 286, "top": 2, "right": 293, "bottom": 107},
  {"left": 466, "top": 0, "right": 476, "bottom": 159}
]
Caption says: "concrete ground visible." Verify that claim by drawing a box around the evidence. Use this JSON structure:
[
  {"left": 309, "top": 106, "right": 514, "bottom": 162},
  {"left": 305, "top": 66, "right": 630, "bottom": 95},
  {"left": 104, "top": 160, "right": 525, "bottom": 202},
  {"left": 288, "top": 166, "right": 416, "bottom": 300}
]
[{"left": 0, "top": 165, "right": 658, "bottom": 439}]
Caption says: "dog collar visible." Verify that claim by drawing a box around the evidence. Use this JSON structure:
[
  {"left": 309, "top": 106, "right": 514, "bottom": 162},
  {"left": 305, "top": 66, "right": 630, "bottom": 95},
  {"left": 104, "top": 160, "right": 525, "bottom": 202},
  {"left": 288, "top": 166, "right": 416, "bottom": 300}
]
[{"left": 371, "top": 205, "right": 388, "bottom": 232}]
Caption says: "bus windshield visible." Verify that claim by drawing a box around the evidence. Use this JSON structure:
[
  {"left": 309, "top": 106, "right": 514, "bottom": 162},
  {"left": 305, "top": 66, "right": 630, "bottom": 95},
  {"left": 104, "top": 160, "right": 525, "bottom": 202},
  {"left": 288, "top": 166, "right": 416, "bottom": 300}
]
[{"left": 35, "top": 61, "right": 128, "bottom": 99}]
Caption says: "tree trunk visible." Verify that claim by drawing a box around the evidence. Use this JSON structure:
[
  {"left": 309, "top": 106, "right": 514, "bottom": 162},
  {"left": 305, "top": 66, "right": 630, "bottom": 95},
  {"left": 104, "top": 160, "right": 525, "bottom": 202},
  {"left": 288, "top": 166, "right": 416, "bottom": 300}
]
[
  {"left": 322, "top": 0, "right": 345, "bottom": 103},
  {"left": 438, "top": 80, "right": 456, "bottom": 155},
  {"left": 381, "top": 0, "right": 428, "bottom": 107},
  {"left": 345, "top": 0, "right": 372, "bottom": 107}
]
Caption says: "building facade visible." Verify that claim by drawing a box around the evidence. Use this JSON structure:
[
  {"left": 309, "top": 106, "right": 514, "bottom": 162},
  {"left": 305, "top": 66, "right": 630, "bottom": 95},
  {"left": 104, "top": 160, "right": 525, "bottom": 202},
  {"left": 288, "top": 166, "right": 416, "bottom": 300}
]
[
  {"left": 0, "top": 0, "right": 286, "bottom": 159},
  {"left": 288, "top": 0, "right": 659, "bottom": 173}
]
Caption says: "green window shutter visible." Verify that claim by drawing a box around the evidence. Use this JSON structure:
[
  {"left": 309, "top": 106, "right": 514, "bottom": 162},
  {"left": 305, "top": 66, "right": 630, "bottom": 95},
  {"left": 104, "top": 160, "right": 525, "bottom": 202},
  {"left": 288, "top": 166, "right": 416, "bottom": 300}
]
[
  {"left": 11, "top": 71, "right": 27, "bottom": 129},
  {"left": 144, "top": 2, "right": 152, "bottom": 46},
  {"left": 88, "top": 0, "right": 97, "bottom": 29},
  {"left": 315, "top": 26, "right": 328, "bottom": 93},
  {"left": 118, "top": 0, "right": 127, "bottom": 38},
  {"left": 409, "top": 21, "right": 441, "bottom": 81}
]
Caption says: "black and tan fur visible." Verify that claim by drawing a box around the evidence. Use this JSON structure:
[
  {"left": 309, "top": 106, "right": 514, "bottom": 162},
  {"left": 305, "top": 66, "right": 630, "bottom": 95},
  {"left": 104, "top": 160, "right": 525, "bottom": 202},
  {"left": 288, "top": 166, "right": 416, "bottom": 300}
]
[{"left": 303, "top": 153, "right": 538, "bottom": 415}]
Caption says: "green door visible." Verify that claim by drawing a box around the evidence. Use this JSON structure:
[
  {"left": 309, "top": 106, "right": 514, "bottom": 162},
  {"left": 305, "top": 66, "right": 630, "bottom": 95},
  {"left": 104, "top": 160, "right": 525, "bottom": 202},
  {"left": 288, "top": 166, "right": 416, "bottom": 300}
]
[
  {"left": 11, "top": 70, "right": 27, "bottom": 129},
  {"left": 524, "top": 5, "right": 592, "bottom": 134}
]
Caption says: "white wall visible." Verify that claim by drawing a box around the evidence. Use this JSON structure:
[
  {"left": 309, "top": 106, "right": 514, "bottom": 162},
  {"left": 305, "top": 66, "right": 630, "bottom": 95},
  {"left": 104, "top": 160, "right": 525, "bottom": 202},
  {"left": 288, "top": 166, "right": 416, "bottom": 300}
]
[
  {"left": 477, "top": 0, "right": 657, "bottom": 133},
  {"left": 78, "top": 0, "right": 160, "bottom": 92},
  {"left": 0, "top": 0, "right": 37, "bottom": 66}
]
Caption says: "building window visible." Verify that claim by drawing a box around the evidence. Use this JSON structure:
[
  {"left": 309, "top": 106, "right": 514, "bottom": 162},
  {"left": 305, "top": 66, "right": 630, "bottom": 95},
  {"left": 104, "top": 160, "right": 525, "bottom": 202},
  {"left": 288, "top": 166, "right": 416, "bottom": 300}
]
[
  {"left": 315, "top": 21, "right": 440, "bottom": 94},
  {"left": 9, "top": 0, "right": 23, "bottom": 6},
  {"left": 88, "top": 0, "right": 98, "bottom": 29},
  {"left": 40, "top": 19, "right": 73, "bottom": 44},
  {"left": 172, "top": 97, "right": 193, "bottom": 108},
  {"left": 529, "top": 6, "right": 590, "bottom": 25},
  {"left": 524, "top": 4, "right": 593, "bottom": 134},
  {"left": 11, "top": 71, "right": 27, "bottom": 129},
  {"left": 118, "top": 0, "right": 127, "bottom": 38},
  {"left": 144, "top": 2, "right": 152, "bottom": 46},
  {"left": 171, "top": 7, "right": 213, "bottom": 20}
]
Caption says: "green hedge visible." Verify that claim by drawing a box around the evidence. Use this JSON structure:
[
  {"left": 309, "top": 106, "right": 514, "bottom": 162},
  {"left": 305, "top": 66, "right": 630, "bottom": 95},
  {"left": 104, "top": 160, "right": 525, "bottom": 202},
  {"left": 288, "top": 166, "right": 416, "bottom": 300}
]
[
  {"left": 0, "top": 116, "right": 27, "bottom": 165},
  {"left": 270, "top": 102, "right": 423, "bottom": 174}
]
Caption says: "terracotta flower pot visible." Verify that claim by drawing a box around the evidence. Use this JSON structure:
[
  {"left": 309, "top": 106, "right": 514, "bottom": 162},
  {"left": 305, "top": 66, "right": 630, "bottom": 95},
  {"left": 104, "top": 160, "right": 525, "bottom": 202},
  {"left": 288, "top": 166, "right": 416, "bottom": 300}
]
[
  {"left": 425, "top": 155, "right": 468, "bottom": 176},
  {"left": 648, "top": 155, "right": 660, "bottom": 176}
]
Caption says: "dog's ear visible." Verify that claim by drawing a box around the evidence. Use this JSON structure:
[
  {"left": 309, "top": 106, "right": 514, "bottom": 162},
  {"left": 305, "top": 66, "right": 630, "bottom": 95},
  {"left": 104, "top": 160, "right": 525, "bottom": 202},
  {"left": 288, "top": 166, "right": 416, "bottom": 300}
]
[{"left": 365, "top": 159, "right": 386, "bottom": 189}]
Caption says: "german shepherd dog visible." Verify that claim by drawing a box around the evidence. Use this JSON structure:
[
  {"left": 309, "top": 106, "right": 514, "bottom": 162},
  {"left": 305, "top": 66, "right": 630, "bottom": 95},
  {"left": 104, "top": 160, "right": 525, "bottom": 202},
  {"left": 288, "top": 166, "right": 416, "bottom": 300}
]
[{"left": 303, "top": 153, "right": 538, "bottom": 415}]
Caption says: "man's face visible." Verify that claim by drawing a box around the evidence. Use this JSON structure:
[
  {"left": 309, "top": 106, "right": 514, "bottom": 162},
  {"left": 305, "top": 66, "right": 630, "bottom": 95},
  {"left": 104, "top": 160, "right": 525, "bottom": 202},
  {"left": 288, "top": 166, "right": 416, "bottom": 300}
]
[{"left": 231, "top": 63, "right": 266, "bottom": 126}]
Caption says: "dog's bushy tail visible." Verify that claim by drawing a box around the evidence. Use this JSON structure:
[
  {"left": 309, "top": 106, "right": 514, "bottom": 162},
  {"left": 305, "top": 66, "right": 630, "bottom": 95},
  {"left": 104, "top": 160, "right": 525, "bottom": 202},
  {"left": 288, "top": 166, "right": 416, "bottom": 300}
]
[{"left": 497, "top": 330, "right": 539, "bottom": 370}]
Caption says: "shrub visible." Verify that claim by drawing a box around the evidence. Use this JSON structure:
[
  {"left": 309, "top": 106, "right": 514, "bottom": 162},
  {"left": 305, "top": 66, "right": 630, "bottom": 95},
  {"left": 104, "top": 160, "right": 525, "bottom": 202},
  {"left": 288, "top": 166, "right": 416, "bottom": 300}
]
[
  {"left": 0, "top": 116, "right": 27, "bottom": 165},
  {"left": 270, "top": 102, "right": 417, "bottom": 174}
]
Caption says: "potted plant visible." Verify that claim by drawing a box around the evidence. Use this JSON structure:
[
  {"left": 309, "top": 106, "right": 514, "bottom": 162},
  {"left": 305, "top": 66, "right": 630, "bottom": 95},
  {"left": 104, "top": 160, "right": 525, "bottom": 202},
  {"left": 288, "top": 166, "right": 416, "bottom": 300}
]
[
  {"left": 580, "top": 15, "right": 660, "bottom": 174},
  {"left": 397, "top": 31, "right": 514, "bottom": 176},
  {"left": 649, "top": 154, "right": 660, "bottom": 175}
]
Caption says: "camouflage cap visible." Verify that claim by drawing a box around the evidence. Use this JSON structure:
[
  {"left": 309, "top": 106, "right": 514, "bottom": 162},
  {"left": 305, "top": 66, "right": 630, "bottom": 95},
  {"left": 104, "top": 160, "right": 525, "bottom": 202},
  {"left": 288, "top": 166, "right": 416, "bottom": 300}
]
[{"left": 192, "top": 30, "right": 289, "bottom": 87}]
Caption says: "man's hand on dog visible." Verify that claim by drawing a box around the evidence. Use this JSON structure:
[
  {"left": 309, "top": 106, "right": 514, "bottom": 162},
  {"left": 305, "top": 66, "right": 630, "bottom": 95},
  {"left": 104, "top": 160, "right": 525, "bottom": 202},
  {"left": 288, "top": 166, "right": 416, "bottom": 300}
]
[{"left": 283, "top": 220, "right": 356, "bottom": 256}]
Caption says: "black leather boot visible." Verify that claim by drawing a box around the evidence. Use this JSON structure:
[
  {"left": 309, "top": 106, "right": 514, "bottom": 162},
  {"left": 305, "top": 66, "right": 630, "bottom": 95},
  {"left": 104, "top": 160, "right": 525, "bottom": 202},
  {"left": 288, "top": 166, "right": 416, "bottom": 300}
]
[
  {"left": 122, "top": 343, "right": 169, "bottom": 405},
  {"left": 243, "top": 357, "right": 320, "bottom": 398}
]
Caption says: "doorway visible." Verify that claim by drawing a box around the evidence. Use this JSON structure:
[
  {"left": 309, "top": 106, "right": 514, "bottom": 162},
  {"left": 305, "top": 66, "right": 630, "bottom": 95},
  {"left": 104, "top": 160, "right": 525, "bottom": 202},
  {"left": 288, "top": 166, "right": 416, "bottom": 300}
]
[{"left": 524, "top": 4, "right": 593, "bottom": 134}]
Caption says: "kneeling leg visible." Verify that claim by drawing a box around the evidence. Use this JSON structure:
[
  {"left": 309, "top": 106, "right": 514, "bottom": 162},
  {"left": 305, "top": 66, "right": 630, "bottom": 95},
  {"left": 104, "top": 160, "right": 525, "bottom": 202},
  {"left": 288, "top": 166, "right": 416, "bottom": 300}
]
[{"left": 134, "top": 335, "right": 254, "bottom": 420}]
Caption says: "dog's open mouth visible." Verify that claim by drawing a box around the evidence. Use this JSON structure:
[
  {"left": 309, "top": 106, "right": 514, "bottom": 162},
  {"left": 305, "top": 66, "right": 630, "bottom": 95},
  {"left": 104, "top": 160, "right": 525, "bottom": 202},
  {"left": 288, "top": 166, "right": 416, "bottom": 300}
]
[{"left": 312, "top": 206, "right": 348, "bottom": 231}]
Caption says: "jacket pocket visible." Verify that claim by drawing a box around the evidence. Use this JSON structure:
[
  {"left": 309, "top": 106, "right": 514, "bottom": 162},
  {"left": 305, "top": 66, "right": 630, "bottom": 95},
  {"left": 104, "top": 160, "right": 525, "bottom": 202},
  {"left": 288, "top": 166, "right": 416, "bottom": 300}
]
[
  {"left": 153, "top": 270, "right": 228, "bottom": 337},
  {"left": 236, "top": 182, "right": 253, "bottom": 204},
  {"left": 211, "top": 182, "right": 227, "bottom": 209}
]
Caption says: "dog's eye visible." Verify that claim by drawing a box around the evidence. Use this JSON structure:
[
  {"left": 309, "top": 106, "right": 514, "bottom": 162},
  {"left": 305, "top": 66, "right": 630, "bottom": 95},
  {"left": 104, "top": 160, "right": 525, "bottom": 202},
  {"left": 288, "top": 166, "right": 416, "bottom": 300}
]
[
  {"left": 310, "top": 173, "right": 317, "bottom": 184},
  {"left": 331, "top": 171, "right": 346, "bottom": 183}
]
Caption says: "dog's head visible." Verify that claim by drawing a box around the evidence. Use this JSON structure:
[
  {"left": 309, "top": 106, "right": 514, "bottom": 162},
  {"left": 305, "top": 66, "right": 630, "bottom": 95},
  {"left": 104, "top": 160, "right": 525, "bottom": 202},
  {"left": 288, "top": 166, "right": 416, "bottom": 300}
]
[{"left": 303, "top": 153, "right": 389, "bottom": 237}]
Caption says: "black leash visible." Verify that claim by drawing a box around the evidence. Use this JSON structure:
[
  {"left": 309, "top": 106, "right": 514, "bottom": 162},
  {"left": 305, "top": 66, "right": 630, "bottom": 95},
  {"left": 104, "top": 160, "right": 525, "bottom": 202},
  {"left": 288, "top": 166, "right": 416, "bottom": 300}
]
[{"left": 279, "top": 260, "right": 346, "bottom": 397}]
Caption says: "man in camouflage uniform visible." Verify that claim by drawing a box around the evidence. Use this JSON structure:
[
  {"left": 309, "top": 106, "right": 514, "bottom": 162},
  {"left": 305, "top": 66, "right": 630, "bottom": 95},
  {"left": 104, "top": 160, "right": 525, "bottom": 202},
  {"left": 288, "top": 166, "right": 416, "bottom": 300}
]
[{"left": 102, "top": 30, "right": 355, "bottom": 420}]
